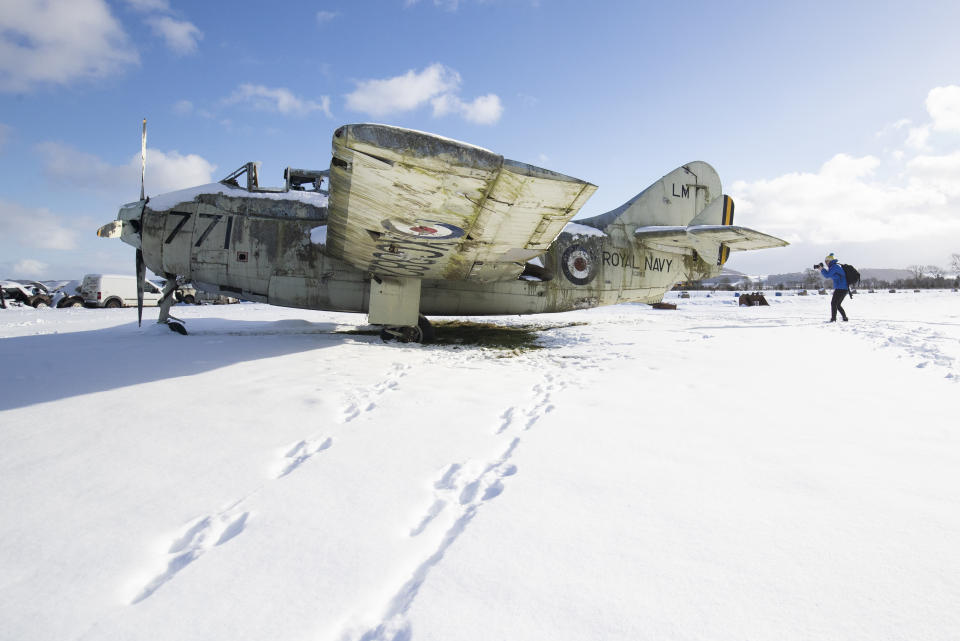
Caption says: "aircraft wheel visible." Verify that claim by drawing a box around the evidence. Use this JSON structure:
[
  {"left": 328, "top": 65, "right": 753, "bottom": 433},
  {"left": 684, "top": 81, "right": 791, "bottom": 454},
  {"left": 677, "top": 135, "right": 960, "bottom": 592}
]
[
  {"left": 168, "top": 322, "right": 188, "bottom": 335},
  {"left": 417, "top": 315, "right": 435, "bottom": 344},
  {"left": 398, "top": 326, "right": 422, "bottom": 343},
  {"left": 379, "top": 317, "right": 433, "bottom": 344}
]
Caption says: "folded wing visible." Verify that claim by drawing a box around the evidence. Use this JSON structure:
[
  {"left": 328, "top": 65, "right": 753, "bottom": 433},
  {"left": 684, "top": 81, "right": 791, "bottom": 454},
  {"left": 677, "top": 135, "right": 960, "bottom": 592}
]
[{"left": 326, "top": 124, "right": 597, "bottom": 281}]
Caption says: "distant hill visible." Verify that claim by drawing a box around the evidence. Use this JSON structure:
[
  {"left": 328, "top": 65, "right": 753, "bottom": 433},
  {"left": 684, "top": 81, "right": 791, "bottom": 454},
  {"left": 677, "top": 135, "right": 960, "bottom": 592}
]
[
  {"left": 760, "top": 268, "right": 913, "bottom": 287},
  {"left": 696, "top": 267, "right": 918, "bottom": 289}
]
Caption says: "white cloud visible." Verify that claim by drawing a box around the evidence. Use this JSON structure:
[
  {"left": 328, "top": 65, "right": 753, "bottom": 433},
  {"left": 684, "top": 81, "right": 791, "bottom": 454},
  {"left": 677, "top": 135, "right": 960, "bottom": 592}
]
[
  {"left": 731, "top": 151, "right": 956, "bottom": 248},
  {"left": 0, "top": 199, "right": 78, "bottom": 250},
  {"left": 347, "top": 64, "right": 460, "bottom": 117},
  {"left": 432, "top": 93, "right": 503, "bottom": 125},
  {"left": 316, "top": 10, "right": 338, "bottom": 25},
  {"left": 121, "top": 0, "right": 170, "bottom": 11},
  {"left": 926, "top": 85, "right": 960, "bottom": 133},
  {"left": 226, "top": 84, "right": 332, "bottom": 118},
  {"left": 0, "top": 0, "right": 139, "bottom": 92},
  {"left": 906, "top": 151, "right": 960, "bottom": 198},
  {"left": 905, "top": 125, "right": 931, "bottom": 150},
  {"left": 147, "top": 16, "right": 202, "bottom": 55},
  {"left": 13, "top": 258, "right": 48, "bottom": 276},
  {"left": 346, "top": 64, "right": 502, "bottom": 124},
  {"left": 405, "top": 0, "right": 463, "bottom": 9},
  {"left": 36, "top": 142, "right": 216, "bottom": 198}
]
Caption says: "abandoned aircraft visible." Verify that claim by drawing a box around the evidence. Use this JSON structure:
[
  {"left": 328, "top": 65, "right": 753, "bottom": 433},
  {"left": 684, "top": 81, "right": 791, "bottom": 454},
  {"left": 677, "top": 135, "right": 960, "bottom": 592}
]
[{"left": 97, "top": 123, "right": 788, "bottom": 342}]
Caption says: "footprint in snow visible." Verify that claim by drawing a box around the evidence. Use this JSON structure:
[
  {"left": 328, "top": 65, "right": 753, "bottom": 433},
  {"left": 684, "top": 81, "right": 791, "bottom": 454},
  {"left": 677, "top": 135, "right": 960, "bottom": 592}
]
[
  {"left": 131, "top": 508, "right": 251, "bottom": 604},
  {"left": 275, "top": 436, "right": 333, "bottom": 478}
]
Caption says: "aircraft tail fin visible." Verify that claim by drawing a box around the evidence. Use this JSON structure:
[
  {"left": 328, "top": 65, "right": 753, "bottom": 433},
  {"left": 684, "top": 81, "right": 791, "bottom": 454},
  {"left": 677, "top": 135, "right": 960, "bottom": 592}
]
[
  {"left": 576, "top": 161, "right": 786, "bottom": 267},
  {"left": 577, "top": 161, "right": 723, "bottom": 231}
]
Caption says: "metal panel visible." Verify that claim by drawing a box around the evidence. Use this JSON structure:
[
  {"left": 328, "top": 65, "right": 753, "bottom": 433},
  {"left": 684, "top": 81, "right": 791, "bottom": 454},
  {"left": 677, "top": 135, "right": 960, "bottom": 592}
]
[
  {"left": 368, "top": 277, "right": 421, "bottom": 326},
  {"left": 159, "top": 202, "right": 196, "bottom": 276}
]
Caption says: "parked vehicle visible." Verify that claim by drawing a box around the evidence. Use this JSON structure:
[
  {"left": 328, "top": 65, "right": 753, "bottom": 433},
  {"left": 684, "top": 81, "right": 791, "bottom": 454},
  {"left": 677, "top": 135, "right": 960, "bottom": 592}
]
[
  {"left": 48, "top": 280, "right": 85, "bottom": 308},
  {"left": 0, "top": 280, "right": 53, "bottom": 308},
  {"left": 80, "top": 274, "right": 163, "bottom": 308}
]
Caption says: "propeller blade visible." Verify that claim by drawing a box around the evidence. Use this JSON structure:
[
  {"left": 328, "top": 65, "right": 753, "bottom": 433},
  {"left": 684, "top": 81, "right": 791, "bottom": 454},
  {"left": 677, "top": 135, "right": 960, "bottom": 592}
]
[
  {"left": 136, "top": 248, "right": 145, "bottom": 327},
  {"left": 140, "top": 118, "right": 147, "bottom": 201}
]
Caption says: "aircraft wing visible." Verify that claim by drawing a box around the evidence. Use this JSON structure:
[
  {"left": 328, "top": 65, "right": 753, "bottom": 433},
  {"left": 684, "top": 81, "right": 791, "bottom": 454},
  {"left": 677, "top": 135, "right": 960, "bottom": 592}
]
[
  {"left": 326, "top": 124, "right": 597, "bottom": 281},
  {"left": 635, "top": 225, "right": 788, "bottom": 252}
]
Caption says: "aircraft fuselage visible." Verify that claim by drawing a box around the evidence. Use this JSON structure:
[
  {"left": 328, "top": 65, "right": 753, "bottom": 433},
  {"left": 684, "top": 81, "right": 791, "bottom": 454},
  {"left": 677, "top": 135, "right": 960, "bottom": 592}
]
[{"left": 133, "top": 189, "right": 709, "bottom": 318}]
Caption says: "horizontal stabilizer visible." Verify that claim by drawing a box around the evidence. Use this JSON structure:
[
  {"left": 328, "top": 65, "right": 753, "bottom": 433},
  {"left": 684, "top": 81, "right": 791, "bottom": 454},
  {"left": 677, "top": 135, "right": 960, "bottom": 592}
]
[{"left": 635, "top": 225, "right": 788, "bottom": 252}]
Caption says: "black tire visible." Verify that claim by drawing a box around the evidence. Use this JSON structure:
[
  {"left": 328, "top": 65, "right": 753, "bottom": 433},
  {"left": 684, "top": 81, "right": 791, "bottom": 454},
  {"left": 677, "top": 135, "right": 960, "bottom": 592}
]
[
  {"left": 104, "top": 298, "right": 122, "bottom": 309},
  {"left": 417, "top": 315, "right": 435, "bottom": 344},
  {"left": 380, "top": 316, "right": 434, "bottom": 344},
  {"left": 182, "top": 294, "right": 195, "bottom": 305},
  {"left": 30, "top": 296, "right": 51, "bottom": 308}
]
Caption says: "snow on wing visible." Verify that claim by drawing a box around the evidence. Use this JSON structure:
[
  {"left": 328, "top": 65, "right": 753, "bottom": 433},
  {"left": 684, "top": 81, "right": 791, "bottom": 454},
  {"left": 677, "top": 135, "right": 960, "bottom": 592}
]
[{"left": 325, "top": 124, "right": 597, "bottom": 282}]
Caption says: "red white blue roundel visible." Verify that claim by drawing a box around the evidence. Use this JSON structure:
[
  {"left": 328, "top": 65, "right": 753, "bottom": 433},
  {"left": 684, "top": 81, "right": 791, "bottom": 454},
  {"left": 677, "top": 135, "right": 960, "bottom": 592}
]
[
  {"left": 561, "top": 244, "right": 597, "bottom": 286},
  {"left": 382, "top": 219, "right": 465, "bottom": 240}
]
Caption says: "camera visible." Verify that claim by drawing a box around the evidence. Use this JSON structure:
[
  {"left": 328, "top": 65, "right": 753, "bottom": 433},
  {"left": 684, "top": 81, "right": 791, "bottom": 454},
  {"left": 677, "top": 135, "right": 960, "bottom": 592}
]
[{"left": 814, "top": 262, "right": 824, "bottom": 269}]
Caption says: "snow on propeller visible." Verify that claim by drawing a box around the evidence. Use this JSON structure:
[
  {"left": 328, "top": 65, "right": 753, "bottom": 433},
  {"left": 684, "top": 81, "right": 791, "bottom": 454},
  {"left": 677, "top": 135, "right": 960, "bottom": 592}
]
[{"left": 97, "top": 122, "right": 788, "bottom": 341}]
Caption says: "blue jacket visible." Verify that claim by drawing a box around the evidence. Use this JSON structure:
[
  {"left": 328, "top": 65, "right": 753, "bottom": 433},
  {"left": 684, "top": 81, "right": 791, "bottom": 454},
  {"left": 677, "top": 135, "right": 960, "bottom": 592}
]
[{"left": 820, "top": 260, "right": 848, "bottom": 290}]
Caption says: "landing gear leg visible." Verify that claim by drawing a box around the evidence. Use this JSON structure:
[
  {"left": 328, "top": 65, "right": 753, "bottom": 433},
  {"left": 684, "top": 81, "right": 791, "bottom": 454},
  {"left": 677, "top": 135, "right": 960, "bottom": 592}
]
[
  {"left": 158, "top": 276, "right": 187, "bottom": 335},
  {"left": 379, "top": 315, "right": 434, "bottom": 344}
]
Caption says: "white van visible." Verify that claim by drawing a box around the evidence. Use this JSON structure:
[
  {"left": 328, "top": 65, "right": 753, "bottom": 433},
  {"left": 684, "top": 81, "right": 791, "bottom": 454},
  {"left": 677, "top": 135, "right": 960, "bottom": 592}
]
[{"left": 81, "top": 274, "right": 163, "bottom": 308}]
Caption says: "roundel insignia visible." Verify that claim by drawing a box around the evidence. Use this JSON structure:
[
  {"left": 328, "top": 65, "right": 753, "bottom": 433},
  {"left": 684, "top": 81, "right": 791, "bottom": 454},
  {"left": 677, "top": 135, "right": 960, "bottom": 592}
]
[
  {"left": 382, "top": 219, "right": 465, "bottom": 240},
  {"left": 560, "top": 244, "right": 597, "bottom": 286}
]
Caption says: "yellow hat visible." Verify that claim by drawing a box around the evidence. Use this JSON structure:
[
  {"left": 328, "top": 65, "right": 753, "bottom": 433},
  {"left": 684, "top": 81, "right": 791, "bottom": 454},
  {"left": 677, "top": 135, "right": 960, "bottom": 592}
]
[{"left": 825, "top": 253, "right": 836, "bottom": 263}]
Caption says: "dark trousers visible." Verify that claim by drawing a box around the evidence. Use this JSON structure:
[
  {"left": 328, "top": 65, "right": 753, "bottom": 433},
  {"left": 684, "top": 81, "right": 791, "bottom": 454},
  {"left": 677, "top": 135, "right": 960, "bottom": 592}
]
[{"left": 831, "top": 289, "right": 848, "bottom": 321}]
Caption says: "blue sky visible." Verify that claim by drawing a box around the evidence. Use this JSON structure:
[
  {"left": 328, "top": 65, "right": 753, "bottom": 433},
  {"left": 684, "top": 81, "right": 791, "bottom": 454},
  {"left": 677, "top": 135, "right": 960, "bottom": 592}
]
[{"left": 2, "top": 0, "right": 959, "bottom": 279}]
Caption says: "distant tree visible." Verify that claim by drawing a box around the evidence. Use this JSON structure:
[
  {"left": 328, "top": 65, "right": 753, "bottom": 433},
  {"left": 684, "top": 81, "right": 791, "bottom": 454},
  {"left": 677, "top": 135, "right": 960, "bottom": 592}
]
[
  {"left": 926, "top": 265, "right": 944, "bottom": 278},
  {"left": 951, "top": 253, "right": 960, "bottom": 273},
  {"left": 907, "top": 264, "right": 925, "bottom": 280},
  {"left": 803, "top": 268, "right": 822, "bottom": 289}
]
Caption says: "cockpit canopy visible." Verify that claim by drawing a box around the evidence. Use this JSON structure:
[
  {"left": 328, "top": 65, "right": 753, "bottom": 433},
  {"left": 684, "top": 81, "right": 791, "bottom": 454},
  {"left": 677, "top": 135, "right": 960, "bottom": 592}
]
[{"left": 220, "top": 162, "right": 329, "bottom": 194}]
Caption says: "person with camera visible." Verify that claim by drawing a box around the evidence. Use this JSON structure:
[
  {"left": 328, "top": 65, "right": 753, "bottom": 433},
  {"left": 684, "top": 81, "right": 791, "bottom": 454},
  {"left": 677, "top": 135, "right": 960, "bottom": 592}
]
[{"left": 815, "top": 253, "right": 849, "bottom": 322}]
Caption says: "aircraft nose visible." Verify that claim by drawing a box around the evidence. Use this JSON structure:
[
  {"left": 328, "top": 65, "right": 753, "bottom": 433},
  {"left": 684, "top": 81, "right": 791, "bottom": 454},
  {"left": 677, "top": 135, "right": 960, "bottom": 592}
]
[
  {"left": 97, "top": 200, "right": 145, "bottom": 247},
  {"left": 97, "top": 220, "right": 123, "bottom": 238}
]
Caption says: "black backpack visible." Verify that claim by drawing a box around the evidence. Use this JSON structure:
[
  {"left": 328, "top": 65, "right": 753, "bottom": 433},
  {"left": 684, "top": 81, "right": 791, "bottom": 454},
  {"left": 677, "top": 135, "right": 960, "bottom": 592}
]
[{"left": 842, "top": 264, "right": 860, "bottom": 290}]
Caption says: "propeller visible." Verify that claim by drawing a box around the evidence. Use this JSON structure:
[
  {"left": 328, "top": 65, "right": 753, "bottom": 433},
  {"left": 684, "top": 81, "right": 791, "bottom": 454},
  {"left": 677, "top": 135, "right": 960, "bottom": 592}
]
[{"left": 136, "top": 118, "right": 146, "bottom": 326}]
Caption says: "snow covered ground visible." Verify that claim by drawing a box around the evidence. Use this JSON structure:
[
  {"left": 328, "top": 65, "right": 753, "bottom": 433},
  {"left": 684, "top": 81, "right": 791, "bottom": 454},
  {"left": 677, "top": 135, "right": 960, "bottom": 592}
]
[{"left": 1, "top": 290, "right": 958, "bottom": 641}]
